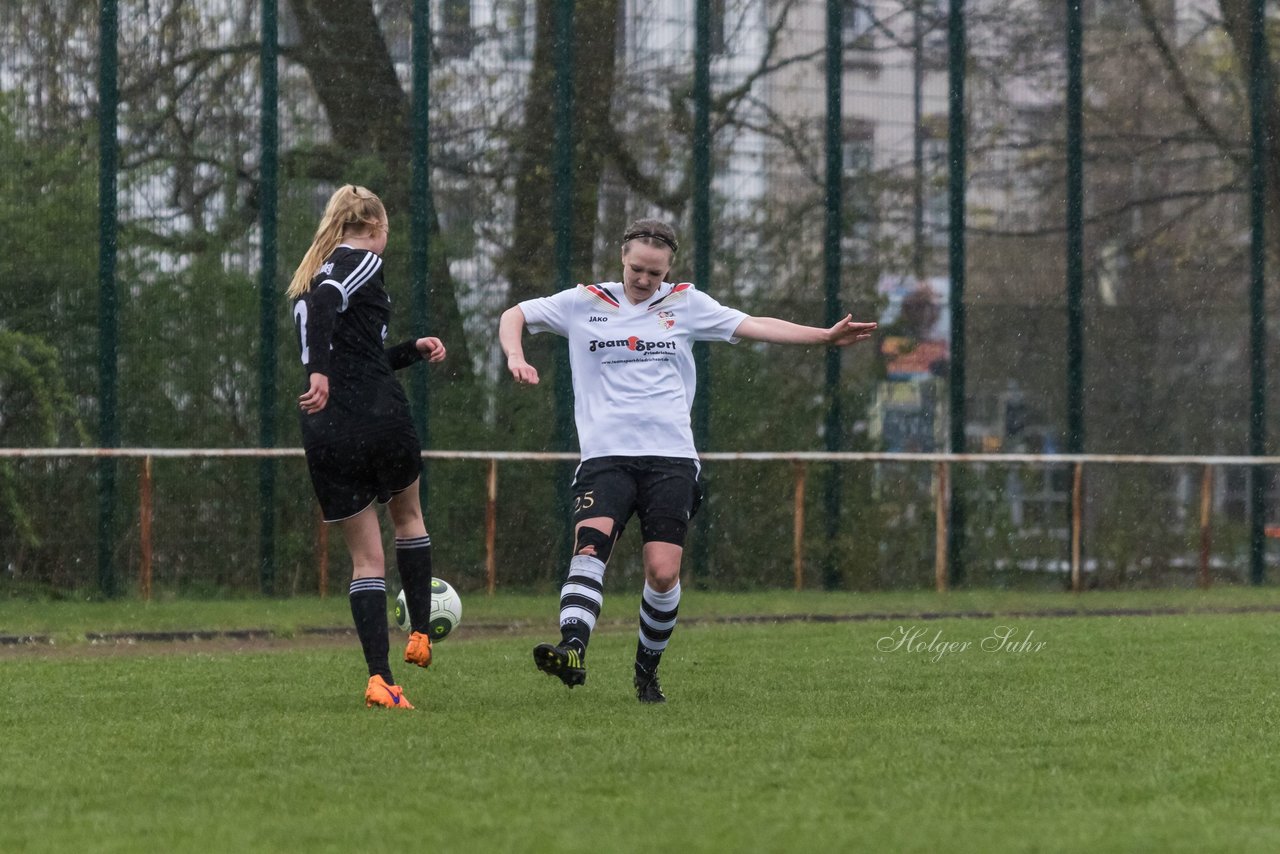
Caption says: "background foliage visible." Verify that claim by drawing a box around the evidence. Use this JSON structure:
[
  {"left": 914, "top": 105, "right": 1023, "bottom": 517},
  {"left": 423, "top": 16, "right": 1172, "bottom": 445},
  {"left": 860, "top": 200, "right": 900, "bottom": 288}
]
[{"left": 2, "top": 0, "right": 1278, "bottom": 595}]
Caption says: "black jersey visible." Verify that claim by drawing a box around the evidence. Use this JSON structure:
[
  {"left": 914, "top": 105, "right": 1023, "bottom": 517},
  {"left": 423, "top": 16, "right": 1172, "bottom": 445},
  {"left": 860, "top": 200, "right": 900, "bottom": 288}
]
[{"left": 291, "top": 245, "right": 422, "bottom": 448}]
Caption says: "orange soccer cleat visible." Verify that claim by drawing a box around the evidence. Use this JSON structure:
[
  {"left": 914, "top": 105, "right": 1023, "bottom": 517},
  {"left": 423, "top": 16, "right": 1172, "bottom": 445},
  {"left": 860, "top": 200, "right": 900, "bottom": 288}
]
[
  {"left": 365, "top": 675, "right": 414, "bottom": 710},
  {"left": 404, "top": 631, "right": 433, "bottom": 668}
]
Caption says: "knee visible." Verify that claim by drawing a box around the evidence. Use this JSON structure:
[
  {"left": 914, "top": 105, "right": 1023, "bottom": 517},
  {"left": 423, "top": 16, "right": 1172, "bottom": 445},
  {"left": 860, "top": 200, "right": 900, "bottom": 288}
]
[
  {"left": 575, "top": 525, "right": 615, "bottom": 563},
  {"left": 640, "top": 515, "right": 687, "bottom": 548},
  {"left": 389, "top": 504, "right": 424, "bottom": 536},
  {"left": 646, "top": 570, "right": 680, "bottom": 593}
]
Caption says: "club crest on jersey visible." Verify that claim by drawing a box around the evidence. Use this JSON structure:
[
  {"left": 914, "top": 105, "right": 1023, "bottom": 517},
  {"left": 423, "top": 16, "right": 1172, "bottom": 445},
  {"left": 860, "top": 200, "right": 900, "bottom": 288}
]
[{"left": 656, "top": 310, "right": 676, "bottom": 331}]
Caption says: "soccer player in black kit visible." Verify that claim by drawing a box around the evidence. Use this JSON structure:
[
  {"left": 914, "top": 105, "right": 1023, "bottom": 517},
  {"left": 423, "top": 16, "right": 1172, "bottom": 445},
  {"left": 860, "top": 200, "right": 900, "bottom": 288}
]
[{"left": 288, "top": 184, "right": 447, "bottom": 710}]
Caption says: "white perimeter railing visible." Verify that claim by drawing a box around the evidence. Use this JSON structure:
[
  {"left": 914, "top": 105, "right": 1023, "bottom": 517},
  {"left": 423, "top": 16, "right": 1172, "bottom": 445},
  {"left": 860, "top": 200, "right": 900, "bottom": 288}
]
[{"left": 4, "top": 448, "right": 1280, "bottom": 597}]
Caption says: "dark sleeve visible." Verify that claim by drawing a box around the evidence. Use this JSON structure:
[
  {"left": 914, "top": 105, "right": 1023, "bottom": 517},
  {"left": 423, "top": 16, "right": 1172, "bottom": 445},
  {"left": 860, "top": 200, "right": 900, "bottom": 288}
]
[
  {"left": 385, "top": 339, "right": 424, "bottom": 371},
  {"left": 302, "top": 284, "right": 343, "bottom": 376}
]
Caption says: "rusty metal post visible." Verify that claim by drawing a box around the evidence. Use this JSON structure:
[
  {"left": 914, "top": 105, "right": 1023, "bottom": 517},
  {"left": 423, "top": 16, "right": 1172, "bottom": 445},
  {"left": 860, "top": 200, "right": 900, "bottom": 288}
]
[
  {"left": 793, "top": 461, "right": 807, "bottom": 590},
  {"left": 1198, "top": 465, "right": 1214, "bottom": 589},
  {"left": 486, "top": 458, "right": 498, "bottom": 595},
  {"left": 1071, "top": 461, "right": 1083, "bottom": 592},
  {"left": 935, "top": 461, "right": 949, "bottom": 592},
  {"left": 139, "top": 456, "right": 153, "bottom": 601}
]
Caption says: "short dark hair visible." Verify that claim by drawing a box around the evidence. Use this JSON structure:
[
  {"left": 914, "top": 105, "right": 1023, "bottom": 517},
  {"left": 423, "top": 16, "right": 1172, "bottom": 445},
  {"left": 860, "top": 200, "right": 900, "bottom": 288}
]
[{"left": 622, "top": 219, "right": 678, "bottom": 255}]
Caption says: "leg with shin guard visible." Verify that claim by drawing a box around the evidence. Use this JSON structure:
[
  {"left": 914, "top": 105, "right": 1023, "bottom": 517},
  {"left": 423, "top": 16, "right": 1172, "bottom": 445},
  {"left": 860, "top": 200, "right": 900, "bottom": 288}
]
[
  {"left": 558, "top": 526, "right": 614, "bottom": 653},
  {"left": 533, "top": 526, "right": 616, "bottom": 689}
]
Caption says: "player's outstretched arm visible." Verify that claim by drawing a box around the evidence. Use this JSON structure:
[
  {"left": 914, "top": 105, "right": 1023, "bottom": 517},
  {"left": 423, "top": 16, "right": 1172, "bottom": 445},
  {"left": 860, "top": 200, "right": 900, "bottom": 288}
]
[
  {"left": 386, "top": 336, "right": 447, "bottom": 369},
  {"left": 499, "top": 305, "right": 540, "bottom": 384},
  {"left": 733, "top": 314, "right": 877, "bottom": 347}
]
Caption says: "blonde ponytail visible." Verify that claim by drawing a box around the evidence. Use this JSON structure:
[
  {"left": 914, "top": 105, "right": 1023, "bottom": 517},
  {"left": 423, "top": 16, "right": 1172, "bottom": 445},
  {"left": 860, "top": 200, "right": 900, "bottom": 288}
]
[{"left": 286, "top": 184, "right": 388, "bottom": 299}]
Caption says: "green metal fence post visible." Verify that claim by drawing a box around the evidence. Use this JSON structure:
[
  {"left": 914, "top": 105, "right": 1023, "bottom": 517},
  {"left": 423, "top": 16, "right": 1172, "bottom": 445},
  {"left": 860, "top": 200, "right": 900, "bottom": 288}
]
[
  {"left": 1065, "top": 0, "right": 1085, "bottom": 583},
  {"left": 946, "top": 0, "right": 967, "bottom": 586},
  {"left": 257, "top": 0, "right": 280, "bottom": 595},
  {"left": 411, "top": 0, "right": 433, "bottom": 507},
  {"left": 822, "top": 0, "right": 845, "bottom": 590},
  {"left": 553, "top": 0, "right": 576, "bottom": 565},
  {"left": 1065, "top": 0, "right": 1084, "bottom": 455},
  {"left": 911, "top": 0, "right": 925, "bottom": 278},
  {"left": 690, "top": 0, "right": 713, "bottom": 581},
  {"left": 97, "top": 0, "right": 120, "bottom": 598},
  {"left": 1248, "top": 0, "right": 1268, "bottom": 585}
]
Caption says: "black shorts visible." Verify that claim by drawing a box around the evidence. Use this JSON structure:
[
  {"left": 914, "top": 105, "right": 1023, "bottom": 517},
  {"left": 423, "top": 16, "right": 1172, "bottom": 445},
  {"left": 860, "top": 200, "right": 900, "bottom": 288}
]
[
  {"left": 305, "top": 427, "right": 422, "bottom": 522},
  {"left": 570, "top": 456, "right": 702, "bottom": 539}
]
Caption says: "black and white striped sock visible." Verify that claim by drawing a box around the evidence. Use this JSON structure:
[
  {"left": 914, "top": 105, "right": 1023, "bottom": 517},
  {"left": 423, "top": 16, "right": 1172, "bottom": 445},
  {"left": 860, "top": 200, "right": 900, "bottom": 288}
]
[
  {"left": 636, "top": 581, "right": 680, "bottom": 672},
  {"left": 349, "top": 576, "right": 392, "bottom": 682},
  {"left": 395, "top": 534, "right": 433, "bottom": 635},
  {"left": 559, "top": 554, "right": 605, "bottom": 655}
]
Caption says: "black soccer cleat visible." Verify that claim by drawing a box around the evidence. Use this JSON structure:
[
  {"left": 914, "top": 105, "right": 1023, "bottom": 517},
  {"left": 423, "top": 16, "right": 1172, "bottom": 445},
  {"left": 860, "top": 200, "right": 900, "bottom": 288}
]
[
  {"left": 634, "top": 665, "right": 666, "bottom": 704},
  {"left": 533, "top": 642, "right": 587, "bottom": 688}
]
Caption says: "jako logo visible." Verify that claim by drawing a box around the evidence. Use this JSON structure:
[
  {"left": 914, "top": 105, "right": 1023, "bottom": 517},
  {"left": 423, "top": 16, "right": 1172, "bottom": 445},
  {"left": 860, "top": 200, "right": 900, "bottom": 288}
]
[
  {"left": 589, "top": 337, "right": 676, "bottom": 353},
  {"left": 588, "top": 315, "right": 608, "bottom": 323}
]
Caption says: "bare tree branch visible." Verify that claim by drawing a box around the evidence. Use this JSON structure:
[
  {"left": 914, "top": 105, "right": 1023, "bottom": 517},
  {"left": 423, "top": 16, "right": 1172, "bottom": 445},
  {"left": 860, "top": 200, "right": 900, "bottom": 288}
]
[
  {"left": 970, "top": 183, "right": 1239, "bottom": 238},
  {"left": 1134, "top": 0, "right": 1244, "bottom": 172}
]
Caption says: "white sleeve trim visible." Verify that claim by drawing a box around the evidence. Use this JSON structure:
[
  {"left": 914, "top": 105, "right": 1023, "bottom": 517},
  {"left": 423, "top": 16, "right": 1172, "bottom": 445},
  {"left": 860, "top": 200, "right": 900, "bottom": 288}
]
[
  {"left": 319, "top": 279, "right": 347, "bottom": 312},
  {"left": 338, "top": 252, "right": 382, "bottom": 308}
]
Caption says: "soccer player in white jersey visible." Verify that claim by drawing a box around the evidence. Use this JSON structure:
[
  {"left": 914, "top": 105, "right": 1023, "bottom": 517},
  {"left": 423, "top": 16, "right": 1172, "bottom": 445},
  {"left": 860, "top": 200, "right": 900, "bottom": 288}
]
[{"left": 498, "top": 218, "right": 876, "bottom": 702}]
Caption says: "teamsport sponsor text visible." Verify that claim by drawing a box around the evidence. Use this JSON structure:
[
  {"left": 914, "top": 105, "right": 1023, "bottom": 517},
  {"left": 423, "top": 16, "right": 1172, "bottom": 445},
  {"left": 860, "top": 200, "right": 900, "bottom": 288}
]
[{"left": 588, "top": 337, "right": 677, "bottom": 353}]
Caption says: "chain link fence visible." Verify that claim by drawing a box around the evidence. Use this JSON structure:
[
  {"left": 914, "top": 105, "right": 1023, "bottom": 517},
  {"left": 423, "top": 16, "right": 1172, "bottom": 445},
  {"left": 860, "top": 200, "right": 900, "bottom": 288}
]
[{"left": 1, "top": 0, "right": 1277, "bottom": 596}]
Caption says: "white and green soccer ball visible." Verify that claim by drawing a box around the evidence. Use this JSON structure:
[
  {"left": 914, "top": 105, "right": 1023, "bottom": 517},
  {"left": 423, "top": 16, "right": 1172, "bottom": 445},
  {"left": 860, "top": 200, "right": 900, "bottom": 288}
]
[{"left": 395, "top": 578, "right": 462, "bottom": 640}]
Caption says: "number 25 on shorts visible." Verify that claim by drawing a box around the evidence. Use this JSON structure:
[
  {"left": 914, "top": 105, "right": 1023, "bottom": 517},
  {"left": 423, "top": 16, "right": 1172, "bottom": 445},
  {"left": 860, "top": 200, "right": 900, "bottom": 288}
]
[{"left": 573, "top": 490, "right": 595, "bottom": 513}]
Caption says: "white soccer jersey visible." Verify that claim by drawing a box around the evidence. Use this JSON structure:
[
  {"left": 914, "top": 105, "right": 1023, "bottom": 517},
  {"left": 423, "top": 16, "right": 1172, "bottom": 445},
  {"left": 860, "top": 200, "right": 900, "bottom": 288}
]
[{"left": 520, "top": 281, "right": 748, "bottom": 461}]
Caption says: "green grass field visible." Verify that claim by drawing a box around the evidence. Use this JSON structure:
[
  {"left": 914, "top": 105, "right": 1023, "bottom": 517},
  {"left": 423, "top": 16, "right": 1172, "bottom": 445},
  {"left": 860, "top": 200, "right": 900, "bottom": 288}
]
[{"left": 3, "top": 589, "right": 1279, "bottom": 852}]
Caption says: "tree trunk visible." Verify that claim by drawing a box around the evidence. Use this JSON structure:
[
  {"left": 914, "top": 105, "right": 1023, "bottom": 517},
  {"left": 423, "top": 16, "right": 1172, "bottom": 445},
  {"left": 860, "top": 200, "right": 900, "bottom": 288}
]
[
  {"left": 501, "top": 0, "right": 620, "bottom": 449},
  {"left": 491, "top": 0, "right": 621, "bottom": 579},
  {"left": 507, "top": 0, "right": 619, "bottom": 304}
]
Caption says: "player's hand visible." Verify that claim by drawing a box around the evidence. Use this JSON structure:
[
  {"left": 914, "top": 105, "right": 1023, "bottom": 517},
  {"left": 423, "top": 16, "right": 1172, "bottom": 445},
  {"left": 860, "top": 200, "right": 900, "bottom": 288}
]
[
  {"left": 416, "top": 336, "right": 447, "bottom": 363},
  {"left": 826, "top": 315, "right": 877, "bottom": 347},
  {"left": 299, "top": 372, "right": 329, "bottom": 414},
  {"left": 507, "top": 356, "right": 540, "bottom": 385}
]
